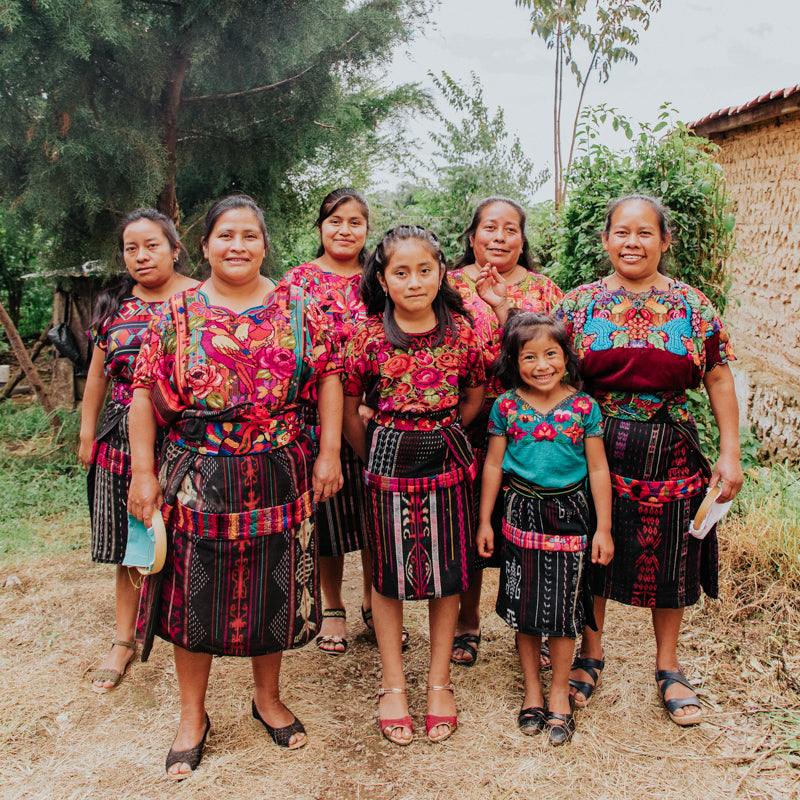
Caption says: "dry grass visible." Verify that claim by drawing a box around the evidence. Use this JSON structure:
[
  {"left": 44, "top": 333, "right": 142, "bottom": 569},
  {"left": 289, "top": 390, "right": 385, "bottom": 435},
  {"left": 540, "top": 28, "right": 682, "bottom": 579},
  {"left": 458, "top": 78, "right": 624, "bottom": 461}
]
[{"left": 1, "top": 519, "right": 799, "bottom": 800}]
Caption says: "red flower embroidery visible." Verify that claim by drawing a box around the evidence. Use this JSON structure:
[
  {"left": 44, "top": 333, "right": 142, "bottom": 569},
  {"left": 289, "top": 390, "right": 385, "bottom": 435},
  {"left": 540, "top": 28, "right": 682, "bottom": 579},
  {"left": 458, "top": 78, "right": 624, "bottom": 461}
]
[
  {"left": 533, "top": 422, "right": 557, "bottom": 441},
  {"left": 186, "top": 362, "right": 225, "bottom": 399}
]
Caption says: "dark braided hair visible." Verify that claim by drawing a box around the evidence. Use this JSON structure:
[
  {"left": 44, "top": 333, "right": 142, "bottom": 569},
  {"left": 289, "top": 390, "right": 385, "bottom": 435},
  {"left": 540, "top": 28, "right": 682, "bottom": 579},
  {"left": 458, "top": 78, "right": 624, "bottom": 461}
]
[
  {"left": 314, "top": 187, "right": 370, "bottom": 268},
  {"left": 90, "top": 208, "right": 188, "bottom": 330},
  {"left": 454, "top": 196, "right": 538, "bottom": 271},
  {"left": 492, "top": 311, "right": 582, "bottom": 391},
  {"left": 360, "top": 225, "right": 472, "bottom": 349}
]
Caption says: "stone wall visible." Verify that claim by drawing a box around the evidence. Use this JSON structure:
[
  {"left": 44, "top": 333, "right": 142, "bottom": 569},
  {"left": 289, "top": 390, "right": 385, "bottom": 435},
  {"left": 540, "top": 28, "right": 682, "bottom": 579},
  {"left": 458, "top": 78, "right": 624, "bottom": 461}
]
[
  {"left": 709, "top": 113, "right": 800, "bottom": 385},
  {"left": 707, "top": 113, "right": 800, "bottom": 464}
]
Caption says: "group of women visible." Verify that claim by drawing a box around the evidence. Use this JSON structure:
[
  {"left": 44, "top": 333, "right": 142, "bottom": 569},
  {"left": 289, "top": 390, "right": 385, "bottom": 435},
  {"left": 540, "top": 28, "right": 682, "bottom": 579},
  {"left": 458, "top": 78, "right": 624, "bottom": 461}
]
[{"left": 81, "top": 188, "right": 742, "bottom": 778}]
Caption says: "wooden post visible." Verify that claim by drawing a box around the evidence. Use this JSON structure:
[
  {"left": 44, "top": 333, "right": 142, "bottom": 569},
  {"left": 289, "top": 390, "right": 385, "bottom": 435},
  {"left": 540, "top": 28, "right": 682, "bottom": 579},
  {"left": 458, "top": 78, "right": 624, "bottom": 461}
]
[
  {"left": 0, "top": 298, "right": 56, "bottom": 421},
  {"left": 0, "top": 323, "right": 52, "bottom": 401}
]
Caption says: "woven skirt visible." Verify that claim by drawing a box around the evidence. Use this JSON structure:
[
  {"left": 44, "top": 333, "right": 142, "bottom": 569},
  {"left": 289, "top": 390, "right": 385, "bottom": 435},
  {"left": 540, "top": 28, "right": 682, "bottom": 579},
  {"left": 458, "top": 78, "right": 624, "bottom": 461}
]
[
  {"left": 364, "top": 421, "right": 476, "bottom": 601},
  {"left": 137, "top": 433, "right": 321, "bottom": 659},
  {"left": 496, "top": 478, "right": 592, "bottom": 639},
  {"left": 88, "top": 401, "right": 164, "bottom": 564},
  {"left": 305, "top": 405, "right": 368, "bottom": 557},
  {"left": 591, "top": 416, "right": 717, "bottom": 609}
]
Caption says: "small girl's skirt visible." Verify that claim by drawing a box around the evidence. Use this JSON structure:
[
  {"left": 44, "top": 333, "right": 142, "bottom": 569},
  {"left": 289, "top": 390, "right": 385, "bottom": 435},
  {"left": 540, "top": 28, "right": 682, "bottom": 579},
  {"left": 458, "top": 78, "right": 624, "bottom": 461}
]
[
  {"left": 496, "top": 475, "right": 594, "bottom": 639},
  {"left": 363, "top": 419, "right": 476, "bottom": 601}
]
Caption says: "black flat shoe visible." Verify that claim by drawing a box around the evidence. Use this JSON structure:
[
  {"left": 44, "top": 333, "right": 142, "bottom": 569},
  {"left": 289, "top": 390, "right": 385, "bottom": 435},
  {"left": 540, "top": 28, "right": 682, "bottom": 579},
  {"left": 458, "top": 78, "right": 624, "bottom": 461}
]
[
  {"left": 252, "top": 699, "right": 307, "bottom": 749},
  {"left": 517, "top": 706, "right": 546, "bottom": 736},
  {"left": 165, "top": 714, "right": 210, "bottom": 780}
]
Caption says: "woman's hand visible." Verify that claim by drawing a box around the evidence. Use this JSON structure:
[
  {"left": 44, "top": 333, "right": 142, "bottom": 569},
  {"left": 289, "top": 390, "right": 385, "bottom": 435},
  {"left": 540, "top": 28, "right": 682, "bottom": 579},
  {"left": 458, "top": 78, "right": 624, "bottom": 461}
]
[
  {"left": 312, "top": 450, "right": 343, "bottom": 503},
  {"left": 476, "top": 522, "right": 495, "bottom": 558},
  {"left": 78, "top": 435, "right": 95, "bottom": 469},
  {"left": 475, "top": 264, "right": 511, "bottom": 322},
  {"left": 709, "top": 451, "right": 744, "bottom": 503},
  {"left": 127, "top": 472, "right": 163, "bottom": 527}
]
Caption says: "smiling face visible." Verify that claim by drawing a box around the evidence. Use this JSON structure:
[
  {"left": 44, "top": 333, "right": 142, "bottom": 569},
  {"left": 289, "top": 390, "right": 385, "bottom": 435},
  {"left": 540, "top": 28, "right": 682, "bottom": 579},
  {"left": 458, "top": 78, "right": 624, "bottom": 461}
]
[
  {"left": 517, "top": 332, "right": 567, "bottom": 397},
  {"left": 202, "top": 207, "right": 266, "bottom": 286},
  {"left": 319, "top": 198, "right": 368, "bottom": 263},
  {"left": 377, "top": 238, "right": 443, "bottom": 319},
  {"left": 602, "top": 199, "right": 671, "bottom": 289},
  {"left": 122, "top": 218, "right": 180, "bottom": 289},
  {"left": 469, "top": 201, "right": 524, "bottom": 274}
]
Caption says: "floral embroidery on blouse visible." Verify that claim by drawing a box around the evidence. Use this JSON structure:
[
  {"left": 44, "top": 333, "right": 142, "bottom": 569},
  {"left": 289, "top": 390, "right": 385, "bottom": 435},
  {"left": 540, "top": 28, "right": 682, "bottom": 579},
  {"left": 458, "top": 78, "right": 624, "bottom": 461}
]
[
  {"left": 343, "top": 316, "right": 485, "bottom": 431},
  {"left": 282, "top": 262, "right": 366, "bottom": 348},
  {"left": 555, "top": 280, "right": 735, "bottom": 422},
  {"left": 132, "top": 284, "right": 340, "bottom": 455},
  {"left": 489, "top": 391, "right": 603, "bottom": 487}
]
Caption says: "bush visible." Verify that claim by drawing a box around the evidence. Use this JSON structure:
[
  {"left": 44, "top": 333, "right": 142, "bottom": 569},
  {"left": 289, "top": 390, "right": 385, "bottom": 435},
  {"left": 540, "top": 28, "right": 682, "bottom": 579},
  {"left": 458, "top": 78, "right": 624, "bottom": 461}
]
[{"left": 550, "top": 104, "right": 736, "bottom": 311}]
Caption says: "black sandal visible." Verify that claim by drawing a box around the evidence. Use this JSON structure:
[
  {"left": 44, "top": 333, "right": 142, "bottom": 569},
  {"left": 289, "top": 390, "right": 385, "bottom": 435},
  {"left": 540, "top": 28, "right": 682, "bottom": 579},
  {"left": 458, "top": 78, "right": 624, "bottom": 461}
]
[
  {"left": 517, "top": 706, "right": 546, "bottom": 736},
  {"left": 546, "top": 709, "right": 575, "bottom": 746},
  {"left": 252, "top": 699, "right": 307, "bottom": 749},
  {"left": 569, "top": 653, "right": 605, "bottom": 708},
  {"left": 451, "top": 632, "right": 481, "bottom": 667},
  {"left": 165, "top": 714, "right": 211, "bottom": 780},
  {"left": 315, "top": 608, "right": 348, "bottom": 655},
  {"left": 655, "top": 668, "right": 703, "bottom": 726}
]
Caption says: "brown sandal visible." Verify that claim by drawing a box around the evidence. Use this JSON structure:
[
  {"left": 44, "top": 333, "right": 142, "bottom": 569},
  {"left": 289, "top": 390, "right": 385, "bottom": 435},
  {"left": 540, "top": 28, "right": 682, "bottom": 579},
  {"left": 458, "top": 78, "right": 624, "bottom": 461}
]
[{"left": 89, "top": 638, "right": 138, "bottom": 694}]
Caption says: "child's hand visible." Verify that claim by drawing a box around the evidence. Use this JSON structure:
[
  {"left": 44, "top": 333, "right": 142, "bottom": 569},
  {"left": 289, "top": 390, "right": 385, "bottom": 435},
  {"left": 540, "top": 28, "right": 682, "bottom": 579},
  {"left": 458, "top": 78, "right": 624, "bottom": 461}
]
[
  {"left": 476, "top": 522, "right": 494, "bottom": 558},
  {"left": 591, "top": 530, "right": 614, "bottom": 566}
]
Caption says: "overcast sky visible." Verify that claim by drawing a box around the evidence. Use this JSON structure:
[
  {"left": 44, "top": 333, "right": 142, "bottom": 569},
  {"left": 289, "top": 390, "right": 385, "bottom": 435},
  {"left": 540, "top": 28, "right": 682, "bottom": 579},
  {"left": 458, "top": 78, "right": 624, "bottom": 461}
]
[{"left": 386, "top": 0, "right": 800, "bottom": 198}]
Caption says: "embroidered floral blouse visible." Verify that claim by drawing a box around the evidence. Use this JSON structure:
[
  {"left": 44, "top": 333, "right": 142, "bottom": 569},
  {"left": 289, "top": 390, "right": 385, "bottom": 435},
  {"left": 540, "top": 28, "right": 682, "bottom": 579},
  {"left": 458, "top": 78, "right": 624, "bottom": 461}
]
[
  {"left": 282, "top": 262, "right": 366, "bottom": 350},
  {"left": 555, "top": 280, "right": 735, "bottom": 423},
  {"left": 343, "top": 316, "right": 485, "bottom": 432},
  {"left": 489, "top": 391, "right": 603, "bottom": 487},
  {"left": 132, "top": 284, "right": 340, "bottom": 455}
]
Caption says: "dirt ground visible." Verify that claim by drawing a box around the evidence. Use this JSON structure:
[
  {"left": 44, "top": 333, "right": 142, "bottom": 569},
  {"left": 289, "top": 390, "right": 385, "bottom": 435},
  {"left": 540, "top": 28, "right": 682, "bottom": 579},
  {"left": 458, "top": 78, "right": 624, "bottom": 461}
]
[{"left": 1, "top": 544, "right": 798, "bottom": 800}]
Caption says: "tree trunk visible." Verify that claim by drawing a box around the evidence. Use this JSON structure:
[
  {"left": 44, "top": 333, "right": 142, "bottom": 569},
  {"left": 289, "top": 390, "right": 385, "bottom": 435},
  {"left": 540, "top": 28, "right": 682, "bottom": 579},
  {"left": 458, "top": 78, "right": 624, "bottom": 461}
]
[
  {"left": 156, "top": 52, "right": 191, "bottom": 226},
  {"left": 0, "top": 298, "right": 56, "bottom": 423}
]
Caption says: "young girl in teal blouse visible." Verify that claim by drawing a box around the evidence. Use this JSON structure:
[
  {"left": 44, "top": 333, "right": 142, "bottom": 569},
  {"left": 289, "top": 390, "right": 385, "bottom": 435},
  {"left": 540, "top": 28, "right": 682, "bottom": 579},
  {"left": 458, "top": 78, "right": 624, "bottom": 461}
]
[{"left": 476, "top": 312, "right": 613, "bottom": 745}]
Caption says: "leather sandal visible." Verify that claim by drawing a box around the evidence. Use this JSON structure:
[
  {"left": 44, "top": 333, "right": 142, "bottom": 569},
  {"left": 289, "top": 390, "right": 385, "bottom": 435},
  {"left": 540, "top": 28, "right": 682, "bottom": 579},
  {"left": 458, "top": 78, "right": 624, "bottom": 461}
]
[
  {"left": 316, "top": 608, "right": 347, "bottom": 655},
  {"left": 165, "top": 714, "right": 211, "bottom": 780},
  {"left": 252, "top": 699, "right": 307, "bottom": 749},
  {"left": 546, "top": 706, "right": 576, "bottom": 746},
  {"left": 655, "top": 668, "right": 703, "bottom": 726},
  {"left": 425, "top": 683, "right": 457, "bottom": 743},
  {"left": 518, "top": 706, "right": 547, "bottom": 736},
  {"left": 569, "top": 652, "right": 605, "bottom": 708},
  {"left": 377, "top": 687, "right": 413, "bottom": 746},
  {"left": 450, "top": 632, "right": 481, "bottom": 667},
  {"left": 89, "top": 638, "right": 138, "bottom": 694}
]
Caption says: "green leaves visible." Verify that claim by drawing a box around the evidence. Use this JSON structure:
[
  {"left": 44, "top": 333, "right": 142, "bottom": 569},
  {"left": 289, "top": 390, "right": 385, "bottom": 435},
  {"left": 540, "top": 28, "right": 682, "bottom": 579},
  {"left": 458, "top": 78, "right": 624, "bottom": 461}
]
[{"left": 547, "top": 103, "right": 736, "bottom": 312}]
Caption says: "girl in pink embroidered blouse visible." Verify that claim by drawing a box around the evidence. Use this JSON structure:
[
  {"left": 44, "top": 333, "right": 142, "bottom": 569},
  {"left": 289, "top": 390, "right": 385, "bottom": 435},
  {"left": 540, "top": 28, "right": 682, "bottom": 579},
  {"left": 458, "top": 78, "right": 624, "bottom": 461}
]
[
  {"left": 283, "top": 188, "right": 380, "bottom": 655},
  {"left": 342, "top": 225, "right": 485, "bottom": 746}
]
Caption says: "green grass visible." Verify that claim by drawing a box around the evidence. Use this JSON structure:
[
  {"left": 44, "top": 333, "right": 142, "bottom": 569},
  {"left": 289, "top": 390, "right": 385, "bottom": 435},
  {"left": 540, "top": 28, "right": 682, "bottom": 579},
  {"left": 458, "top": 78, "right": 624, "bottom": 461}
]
[{"left": 0, "top": 401, "right": 88, "bottom": 563}]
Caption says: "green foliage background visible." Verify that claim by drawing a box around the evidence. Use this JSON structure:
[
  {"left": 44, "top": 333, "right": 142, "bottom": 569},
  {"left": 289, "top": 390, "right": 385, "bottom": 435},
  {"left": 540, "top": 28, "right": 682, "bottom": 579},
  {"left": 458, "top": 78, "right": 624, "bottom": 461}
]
[{"left": 548, "top": 105, "right": 736, "bottom": 311}]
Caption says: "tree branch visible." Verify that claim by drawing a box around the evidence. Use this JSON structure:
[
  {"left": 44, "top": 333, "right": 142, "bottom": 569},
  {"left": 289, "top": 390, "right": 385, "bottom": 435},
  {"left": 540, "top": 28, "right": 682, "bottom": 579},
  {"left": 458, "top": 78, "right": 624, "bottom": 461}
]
[{"left": 183, "top": 31, "right": 362, "bottom": 103}]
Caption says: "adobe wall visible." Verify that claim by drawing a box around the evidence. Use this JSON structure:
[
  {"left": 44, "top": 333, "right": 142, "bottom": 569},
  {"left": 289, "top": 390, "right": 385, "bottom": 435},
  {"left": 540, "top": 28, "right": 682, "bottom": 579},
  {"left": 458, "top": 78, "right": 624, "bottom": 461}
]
[{"left": 708, "top": 113, "right": 800, "bottom": 464}]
